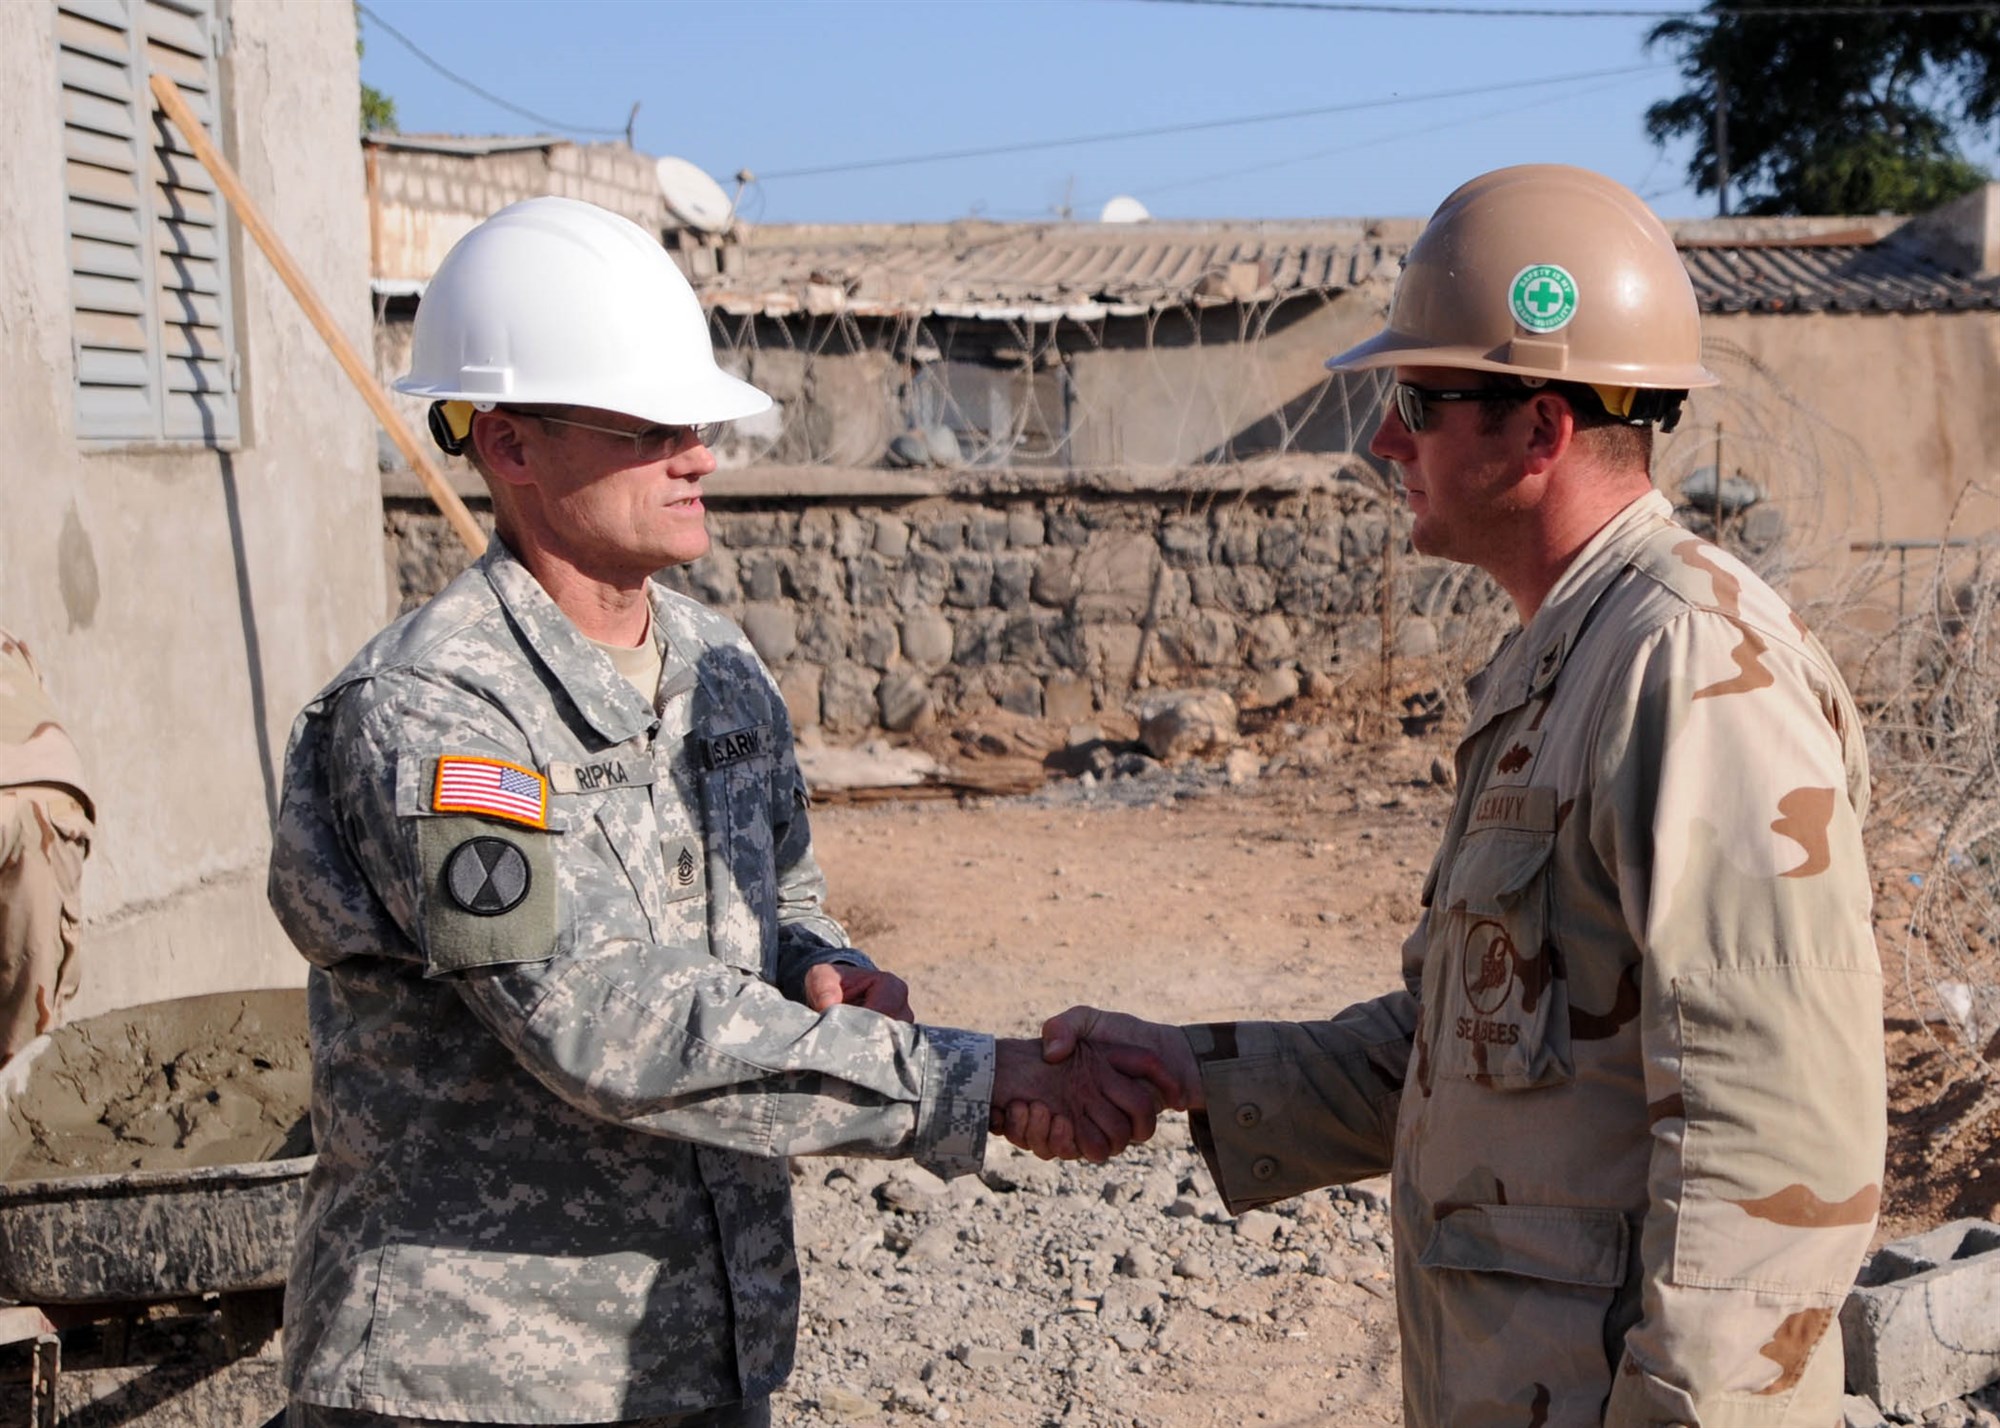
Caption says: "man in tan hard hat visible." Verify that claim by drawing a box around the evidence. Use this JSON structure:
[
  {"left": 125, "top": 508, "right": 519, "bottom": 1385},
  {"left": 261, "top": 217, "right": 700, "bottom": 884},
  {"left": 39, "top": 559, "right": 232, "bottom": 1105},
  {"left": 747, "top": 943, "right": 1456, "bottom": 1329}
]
[
  {"left": 269, "top": 197, "right": 1175, "bottom": 1428},
  {"left": 1010, "top": 165, "right": 1885, "bottom": 1427}
]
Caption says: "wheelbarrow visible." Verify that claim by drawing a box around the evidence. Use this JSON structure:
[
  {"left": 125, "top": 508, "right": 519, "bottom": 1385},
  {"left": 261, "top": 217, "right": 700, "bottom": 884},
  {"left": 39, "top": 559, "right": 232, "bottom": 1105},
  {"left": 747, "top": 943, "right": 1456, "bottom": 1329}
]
[{"left": 0, "top": 990, "right": 314, "bottom": 1427}]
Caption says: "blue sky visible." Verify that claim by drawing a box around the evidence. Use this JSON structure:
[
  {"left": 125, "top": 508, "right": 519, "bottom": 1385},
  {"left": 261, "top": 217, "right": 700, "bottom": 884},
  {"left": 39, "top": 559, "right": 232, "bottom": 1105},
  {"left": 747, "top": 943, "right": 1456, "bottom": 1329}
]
[{"left": 354, "top": 0, "right": 1766, "bottom": 225}]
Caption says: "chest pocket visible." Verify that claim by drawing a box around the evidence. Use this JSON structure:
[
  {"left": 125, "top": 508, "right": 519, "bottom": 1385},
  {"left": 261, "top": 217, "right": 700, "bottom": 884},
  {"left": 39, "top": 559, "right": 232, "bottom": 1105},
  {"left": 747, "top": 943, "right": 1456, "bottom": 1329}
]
[
  {"left": 1425, "top": 825, "right": 1572, "bottom": 1091},
  {"left": 699, "top": 734, "right": 781, "bottom": 976}
]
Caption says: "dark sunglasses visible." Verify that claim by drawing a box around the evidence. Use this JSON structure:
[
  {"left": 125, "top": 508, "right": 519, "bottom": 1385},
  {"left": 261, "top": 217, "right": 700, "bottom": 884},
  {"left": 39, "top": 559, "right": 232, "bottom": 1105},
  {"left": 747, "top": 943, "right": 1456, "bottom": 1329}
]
[{"left": 1390, "top": 381, "right": 1536, "bottom": 434}]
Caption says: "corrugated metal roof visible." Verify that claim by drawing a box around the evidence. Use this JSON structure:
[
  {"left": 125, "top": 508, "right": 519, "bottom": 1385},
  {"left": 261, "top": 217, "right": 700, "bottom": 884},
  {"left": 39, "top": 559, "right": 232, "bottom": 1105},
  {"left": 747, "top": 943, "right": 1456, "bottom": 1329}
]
[
  {"left": 369, "top": 213, "right": 2000, "bottom": 319},
  {"left": 692, "top": 220, "right": 1417, "bottom": 320},
  {"left": 1679, "top": 237, "right": 2000, "bottom": 313}
]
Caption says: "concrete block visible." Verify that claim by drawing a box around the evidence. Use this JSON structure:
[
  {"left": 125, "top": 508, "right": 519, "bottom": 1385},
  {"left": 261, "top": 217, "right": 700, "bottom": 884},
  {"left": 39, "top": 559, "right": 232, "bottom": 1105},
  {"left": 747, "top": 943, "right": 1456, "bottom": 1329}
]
[
  {"left": 1031, "top": 550, "right": 1080, "bottom": 608},
  {"left": 917, "top": 513, "right": 965, "bottom": 553},
  {"left": 872, "top": 515, "right": 911, "bottom": 560},
  {"left": 965, "top": 511, "right": 1010, "bottom": 553},
  {"left": 821, "top": 663, "right": 879, "bottom": 732},
  {"left": 797, "top": 507, "right": 837, "bottom": 552},
  {"left": 779, "top": 664, "right": 823, "bottom": 731},
  {"left": 1044, "top": 674, "right": 1095, "bottom": 724},
  {"left": 900, "top": 612, "right": 954, "bottom": 670},
  {"left": 945, "top": 552, "right": 995, "bottom": 609},
  {"left": 855, "top": 616, "right": 899, "bottom": 671},
  {"left": 896, "top": 551, "right": 951, "bottom": 610},
  {"left": 877, "top": 669, "right": 932, "bottom": 733},
  {"left": 741, "top": 604, "right": 798, "bottom": 666},
  {"left": 993, "top": 553, "right": 1036, "bottom": 611},
  {"left": 1842, "top": 1220, "right": 2000, "bottom": 1417},
  {"left": 797, "top": 610, "right": 848, "bottom": 665},
  {"left": 737, "top": 550, "right": 786, "bottom": 603},
  {"left": 846, "top": 553, "right": 893, "bottom": 608}
]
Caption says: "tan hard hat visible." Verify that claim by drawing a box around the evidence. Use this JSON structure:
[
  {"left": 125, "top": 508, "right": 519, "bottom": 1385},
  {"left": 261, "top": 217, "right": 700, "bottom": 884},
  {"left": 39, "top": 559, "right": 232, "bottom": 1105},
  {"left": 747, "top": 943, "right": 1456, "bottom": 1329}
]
[{"left": 1326, "top": 164, "right": 1719, "bottom": 393}]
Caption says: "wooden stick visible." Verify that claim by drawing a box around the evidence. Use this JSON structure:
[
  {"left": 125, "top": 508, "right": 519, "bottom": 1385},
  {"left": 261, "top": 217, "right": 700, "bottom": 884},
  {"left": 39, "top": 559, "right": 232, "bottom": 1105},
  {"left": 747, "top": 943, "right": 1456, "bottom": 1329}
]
[{"left": 148, "top": 74, "right": 486, "bottom": 558}]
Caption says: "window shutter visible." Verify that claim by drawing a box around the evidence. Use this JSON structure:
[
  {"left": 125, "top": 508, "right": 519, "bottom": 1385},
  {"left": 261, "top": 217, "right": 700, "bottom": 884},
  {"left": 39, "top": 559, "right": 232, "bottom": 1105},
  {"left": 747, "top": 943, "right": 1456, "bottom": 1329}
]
[
  {"left": 59, "top": 0, "right": 238, "bottom": 445},
  {"left": 143, "top": 0, "right": 237, "bottom": 443},
  {"left": 61, "top": 0, "right": 158, "bottom": 439}
]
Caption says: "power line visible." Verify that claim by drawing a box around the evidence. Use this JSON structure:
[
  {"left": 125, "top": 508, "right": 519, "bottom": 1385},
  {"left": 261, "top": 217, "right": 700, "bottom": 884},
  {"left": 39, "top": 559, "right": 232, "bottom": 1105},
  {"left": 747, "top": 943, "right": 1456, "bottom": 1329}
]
[
  {"left": 355, "top": 3, "right": 629, "bottom": 139},
  {"left": 760, "top": 62, "right": 1659, "bottom": 182},
  {"left": 1132, "top": 66, "right": 1655, "bottom": 201},
  {"left": 1126, "top": 0, "right": 2000, "bottom": 15}
]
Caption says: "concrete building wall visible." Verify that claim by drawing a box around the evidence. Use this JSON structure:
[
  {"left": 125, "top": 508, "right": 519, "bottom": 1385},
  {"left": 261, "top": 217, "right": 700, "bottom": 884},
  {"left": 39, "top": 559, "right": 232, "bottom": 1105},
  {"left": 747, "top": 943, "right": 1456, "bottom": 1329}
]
[
  {"left": 1673, "top": 310, "right": 2000, "bottom": 551},
  {"left": 0, "top": 0, "right": 384, "bottom": 1019},
  {"left": 368, "top": 140, "right": 668, "bottom": 283},
  {"left": 1066, "top": 293, "right": 1389, "bottom": 468}
]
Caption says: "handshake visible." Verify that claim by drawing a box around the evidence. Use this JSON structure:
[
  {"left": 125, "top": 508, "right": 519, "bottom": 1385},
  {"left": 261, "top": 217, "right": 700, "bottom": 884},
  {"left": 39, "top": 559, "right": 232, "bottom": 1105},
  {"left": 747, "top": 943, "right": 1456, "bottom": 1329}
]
[
  {"left": 988, "top": 1007, "right": 1207, "bottom": 1163},
  {"left": 801, "top": 965, "right": 1203, "bottom": 1163}
]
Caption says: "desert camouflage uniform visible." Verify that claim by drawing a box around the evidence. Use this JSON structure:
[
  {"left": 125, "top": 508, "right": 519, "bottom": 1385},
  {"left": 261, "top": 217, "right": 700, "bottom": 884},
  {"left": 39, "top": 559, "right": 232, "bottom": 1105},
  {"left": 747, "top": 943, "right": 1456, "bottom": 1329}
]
[
  {"left": 269, "top": 540, "right": 995, "bottom": 1424},
  {"left": 0, "top": 628, "right": 93, "bottom": 1067},
  {"left": 1189, "top": 493, "right": 1884, "bottom": 1428}
]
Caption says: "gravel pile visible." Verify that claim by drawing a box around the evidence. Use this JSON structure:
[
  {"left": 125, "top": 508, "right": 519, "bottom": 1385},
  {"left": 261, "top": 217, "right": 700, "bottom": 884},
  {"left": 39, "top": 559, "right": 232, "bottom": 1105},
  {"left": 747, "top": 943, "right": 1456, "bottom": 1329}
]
[{"left": 774, "top": 1116, "right": 1398, "bottom": 1426}]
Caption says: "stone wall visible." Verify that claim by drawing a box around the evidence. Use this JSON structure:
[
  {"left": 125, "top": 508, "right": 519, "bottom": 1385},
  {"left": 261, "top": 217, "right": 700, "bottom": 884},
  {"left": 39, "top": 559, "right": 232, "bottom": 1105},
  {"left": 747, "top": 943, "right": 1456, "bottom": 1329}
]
[{"left": 385, "top": 467, "right": 1493, "bottom": 737}]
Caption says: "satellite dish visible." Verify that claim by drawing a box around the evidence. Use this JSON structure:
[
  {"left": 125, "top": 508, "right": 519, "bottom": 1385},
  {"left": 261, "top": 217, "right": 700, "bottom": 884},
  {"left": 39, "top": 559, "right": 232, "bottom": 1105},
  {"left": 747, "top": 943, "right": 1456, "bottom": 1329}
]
[
  {"left": 656, "top": 156, "right": 735, "bottom": 233},
  {"left": 1099, "top": 195, "right": 1151, "bottom": 224}
]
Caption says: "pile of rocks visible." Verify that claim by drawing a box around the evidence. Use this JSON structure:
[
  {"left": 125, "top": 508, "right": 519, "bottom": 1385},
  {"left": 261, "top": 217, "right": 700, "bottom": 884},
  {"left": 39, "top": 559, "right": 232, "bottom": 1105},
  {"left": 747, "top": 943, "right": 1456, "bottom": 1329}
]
[{"left": 774, "top": 1118, "right": 1399, "bottom": 1426}]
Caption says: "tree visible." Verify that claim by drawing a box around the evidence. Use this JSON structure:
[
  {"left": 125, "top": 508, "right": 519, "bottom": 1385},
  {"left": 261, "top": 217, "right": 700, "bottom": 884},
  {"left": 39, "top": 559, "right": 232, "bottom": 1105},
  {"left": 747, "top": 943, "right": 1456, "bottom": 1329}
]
[
  {"left": 1646, "top": 0, "right": 2000, "bottom": 215},
  {"left": 355, "top": 4, "right": 397, "bottom": 134}
]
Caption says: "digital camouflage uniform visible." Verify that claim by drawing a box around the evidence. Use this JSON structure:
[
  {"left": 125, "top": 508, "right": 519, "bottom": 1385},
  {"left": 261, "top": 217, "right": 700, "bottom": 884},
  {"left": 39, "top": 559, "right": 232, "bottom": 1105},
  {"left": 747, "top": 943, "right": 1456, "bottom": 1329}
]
[
  {"left": 0, "top": 627, "right": 93, "bottom": 1068},
  {"left": 1188, "top": 493, "right": 1884, "bottom": 1428},
  {"left": 269, "top": 541, "right": 996, "bottom": 1424}
]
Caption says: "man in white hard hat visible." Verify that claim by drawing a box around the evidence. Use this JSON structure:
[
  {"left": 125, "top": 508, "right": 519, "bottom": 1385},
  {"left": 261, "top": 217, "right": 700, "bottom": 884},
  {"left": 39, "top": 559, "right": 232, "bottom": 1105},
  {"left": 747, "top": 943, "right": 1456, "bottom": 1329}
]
[
  {"left": 268, "top": 197, "right": 1176, "bottom": 1428},
  {"left": 1013, "top": 166, "right": 1885, "bottom": 1427}
]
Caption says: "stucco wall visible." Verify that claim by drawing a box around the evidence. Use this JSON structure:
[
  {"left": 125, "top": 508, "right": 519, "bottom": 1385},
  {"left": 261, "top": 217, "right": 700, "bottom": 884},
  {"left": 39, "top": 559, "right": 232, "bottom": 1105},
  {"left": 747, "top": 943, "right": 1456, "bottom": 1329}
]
[
  {"left": 0, "top": 0, "right": 384, "bottom": 1018},
  {"left": 1671, "top": 311, "right": 2000, "bottom": 552}
]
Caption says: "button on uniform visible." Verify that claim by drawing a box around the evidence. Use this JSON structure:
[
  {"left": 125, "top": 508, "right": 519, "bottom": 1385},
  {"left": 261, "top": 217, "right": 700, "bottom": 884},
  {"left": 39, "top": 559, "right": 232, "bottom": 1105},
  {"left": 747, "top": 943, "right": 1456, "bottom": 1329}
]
[
  {"left": 1236, "top": 1103, "right": 1262, "bottom": 1128},
  {"left": 1251, "top": 1156, "right": 1278, "bottom": 1182}
]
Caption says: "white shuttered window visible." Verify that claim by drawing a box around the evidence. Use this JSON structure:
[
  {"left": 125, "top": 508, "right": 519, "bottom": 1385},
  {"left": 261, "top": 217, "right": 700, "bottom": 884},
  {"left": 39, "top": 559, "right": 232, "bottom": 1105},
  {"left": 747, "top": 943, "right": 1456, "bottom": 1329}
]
[{"left": 60, "top": 0, "right": 239, "bottom": 445}]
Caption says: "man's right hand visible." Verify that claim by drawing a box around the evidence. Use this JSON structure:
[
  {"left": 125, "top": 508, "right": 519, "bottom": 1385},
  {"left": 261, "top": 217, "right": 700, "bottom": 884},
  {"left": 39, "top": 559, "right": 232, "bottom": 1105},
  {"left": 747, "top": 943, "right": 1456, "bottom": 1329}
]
[
  {"left": 999, "top": 1007, "right": 1204, "bottom": 1160},
  {"left": 990, "top": 1034, "right": 1184, "bottom": 1164}
]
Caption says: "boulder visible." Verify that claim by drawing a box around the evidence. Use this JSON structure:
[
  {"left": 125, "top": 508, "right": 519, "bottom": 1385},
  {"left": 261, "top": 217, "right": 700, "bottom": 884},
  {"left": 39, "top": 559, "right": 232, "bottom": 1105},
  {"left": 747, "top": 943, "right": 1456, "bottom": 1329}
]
[{"left": 1137, "top": 688, "right": 1239, "bottom": 761}]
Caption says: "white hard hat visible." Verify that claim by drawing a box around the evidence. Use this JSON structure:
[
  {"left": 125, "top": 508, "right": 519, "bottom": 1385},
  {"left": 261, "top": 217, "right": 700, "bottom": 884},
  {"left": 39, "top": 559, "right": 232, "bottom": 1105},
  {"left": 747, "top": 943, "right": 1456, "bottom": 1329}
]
[{"left": 396, "top": 196, "right": 770, "bottom": 426}]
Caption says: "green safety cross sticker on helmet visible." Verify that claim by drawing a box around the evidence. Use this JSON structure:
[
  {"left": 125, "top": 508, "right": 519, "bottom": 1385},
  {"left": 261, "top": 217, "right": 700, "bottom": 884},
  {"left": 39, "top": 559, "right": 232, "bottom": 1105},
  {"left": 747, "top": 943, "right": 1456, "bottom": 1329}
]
[{"left": 1509, "top": 263, "right": 1579, "bottom": 334}]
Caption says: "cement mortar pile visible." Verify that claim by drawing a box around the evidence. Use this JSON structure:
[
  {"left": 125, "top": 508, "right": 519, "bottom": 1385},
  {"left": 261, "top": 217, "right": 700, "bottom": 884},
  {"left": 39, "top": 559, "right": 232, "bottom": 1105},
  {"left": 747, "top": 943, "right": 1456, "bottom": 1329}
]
[{"left": 0, "top": 990, "right": 311, "bottom": 1183}]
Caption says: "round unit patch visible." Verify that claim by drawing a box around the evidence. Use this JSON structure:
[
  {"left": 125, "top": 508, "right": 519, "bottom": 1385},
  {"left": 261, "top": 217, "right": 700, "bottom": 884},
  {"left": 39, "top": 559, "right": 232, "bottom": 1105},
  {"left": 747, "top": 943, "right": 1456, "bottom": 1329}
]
[
  {"left": 1462, "top": 919, "right": 1516, "bottom": 1015},
  {"left": 445, "top": 836, "right": 533, "bottom": 917},
  {"left": 1509, "top": 263, "right": 1579, "bottom": 333}
]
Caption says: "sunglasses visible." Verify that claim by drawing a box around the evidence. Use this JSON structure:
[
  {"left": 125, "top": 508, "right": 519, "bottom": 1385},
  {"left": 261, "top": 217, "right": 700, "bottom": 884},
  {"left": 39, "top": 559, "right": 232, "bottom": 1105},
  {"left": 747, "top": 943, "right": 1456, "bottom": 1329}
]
[
  {"left": 511, "top": 409, "right": 723, "bottom": 460},
  {"left": 1390, "top": 382, "right": 1536, "bottom": 434}
]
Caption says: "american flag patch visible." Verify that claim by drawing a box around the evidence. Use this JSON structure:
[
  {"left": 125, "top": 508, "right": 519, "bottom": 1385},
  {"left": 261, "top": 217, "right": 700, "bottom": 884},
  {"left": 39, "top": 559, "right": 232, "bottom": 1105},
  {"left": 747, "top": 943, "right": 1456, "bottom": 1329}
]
[{"left": 432, "top": 755, "right": 548, "bottom": 829}]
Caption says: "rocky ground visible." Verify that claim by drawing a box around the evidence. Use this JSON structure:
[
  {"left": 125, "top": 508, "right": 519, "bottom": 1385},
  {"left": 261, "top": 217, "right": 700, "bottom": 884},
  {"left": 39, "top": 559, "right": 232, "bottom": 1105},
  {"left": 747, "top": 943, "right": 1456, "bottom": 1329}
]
[{"left": 766, "top": 726, "right": 2000, "bottom": 1428}]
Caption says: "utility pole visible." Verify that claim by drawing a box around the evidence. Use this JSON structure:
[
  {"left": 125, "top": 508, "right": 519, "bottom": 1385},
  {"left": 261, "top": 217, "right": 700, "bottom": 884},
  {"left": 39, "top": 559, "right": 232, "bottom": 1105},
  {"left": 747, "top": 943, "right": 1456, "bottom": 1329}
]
[
  {"left": 624, "top": 101, "right": 641, "bottom": 150},
  {"left": 1713, "top": 56, "right": 1731, "bottom": 216}
]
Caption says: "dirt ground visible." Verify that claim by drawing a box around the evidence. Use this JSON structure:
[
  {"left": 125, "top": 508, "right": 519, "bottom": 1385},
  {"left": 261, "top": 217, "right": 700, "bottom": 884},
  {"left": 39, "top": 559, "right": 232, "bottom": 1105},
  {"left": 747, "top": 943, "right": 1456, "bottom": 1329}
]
[{"left": 804, "top": 727, "right": 2000, "bottom": 1422}]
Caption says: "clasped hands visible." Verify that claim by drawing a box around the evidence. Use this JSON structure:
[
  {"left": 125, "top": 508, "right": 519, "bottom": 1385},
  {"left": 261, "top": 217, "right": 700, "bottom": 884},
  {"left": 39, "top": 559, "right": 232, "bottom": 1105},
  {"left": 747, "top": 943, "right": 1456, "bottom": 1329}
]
[
  {"left": 991, "top": 1007, "right": 1205, "bottom": 1164},
  {"left": 803, "top": 964, "right": 1201, "bottom": 1165}
]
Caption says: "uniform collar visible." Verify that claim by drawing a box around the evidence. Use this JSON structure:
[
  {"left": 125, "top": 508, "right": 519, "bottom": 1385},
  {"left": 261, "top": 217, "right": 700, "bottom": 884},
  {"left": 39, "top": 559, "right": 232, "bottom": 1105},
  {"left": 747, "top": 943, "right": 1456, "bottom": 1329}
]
[
  {"left": 480, "top": 538, "right": 663, "bottom": 746},
  {"left": 1464, "top": 490, "right": 1675, "bottom": 735}
]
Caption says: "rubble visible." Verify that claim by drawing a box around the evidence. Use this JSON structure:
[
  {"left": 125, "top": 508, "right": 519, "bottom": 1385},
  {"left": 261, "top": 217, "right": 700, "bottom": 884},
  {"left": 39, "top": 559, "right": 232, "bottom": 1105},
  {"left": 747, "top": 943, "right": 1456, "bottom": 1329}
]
[{"left": 775, "top": 1118, "right": 1402, "bottom": 1426}]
